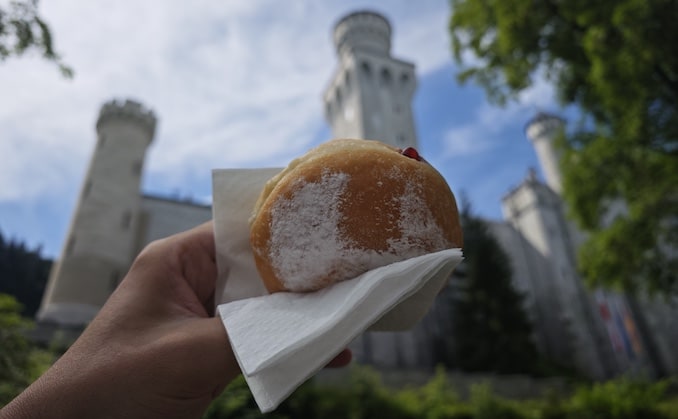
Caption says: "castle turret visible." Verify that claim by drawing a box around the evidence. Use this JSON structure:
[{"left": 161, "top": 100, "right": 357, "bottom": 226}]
[
  {"left": 324, "top": 11, "right": 418, "bottom": 149},
  {"left": 38, "top": 99, "right": 156, "bottom": 328},
  {"left": 498, "top": 113, "right": 619, "bottom": 379},
  {"left": 525, "top": 113, "right": 565, "bottom": 194}
]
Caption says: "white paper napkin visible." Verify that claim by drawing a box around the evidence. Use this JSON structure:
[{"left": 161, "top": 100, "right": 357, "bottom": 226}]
[
  {"left": 218, "top": 249, "right": 461, "bottom": 412},
  {"left": 211, "top": 168, "right": 463, "bottom": 412}
]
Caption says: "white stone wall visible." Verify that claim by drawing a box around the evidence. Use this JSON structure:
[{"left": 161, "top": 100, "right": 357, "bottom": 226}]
[
  {"left": 136, "top": 196, "right": 212, "bottom": 254},
  {"left": 501, "top": 177, "right": 614, "bottom": 379},
  {"left": 487, "top": 221, "right": 572, "bottom": 366}
]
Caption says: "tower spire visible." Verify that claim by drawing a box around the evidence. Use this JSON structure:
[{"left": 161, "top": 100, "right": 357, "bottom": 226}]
[{"left": 525, "top": 112, "right": 565, "bottom": 194}]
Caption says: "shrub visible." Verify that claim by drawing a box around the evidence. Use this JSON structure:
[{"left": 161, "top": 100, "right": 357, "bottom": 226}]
[
  {"left": 203, "top": 366, "right": 677, "bottom": 419},
  {"left": 396, "top": 366, "right": 472, "bottom": 419},
  {"left": 567, "top": 378, "right": 671, "bottom": 419},
  {"left": 468, "top": 383, "right": 526, "bottom": 419}
]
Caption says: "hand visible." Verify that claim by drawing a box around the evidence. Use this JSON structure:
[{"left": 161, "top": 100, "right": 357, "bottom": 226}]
[{"left": 2, "top": 222, "right": 351, "bottom": 419}]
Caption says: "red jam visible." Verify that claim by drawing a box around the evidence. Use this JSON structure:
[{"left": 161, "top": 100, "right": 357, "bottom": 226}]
[{"left": 401, "top": 147, "right": 422, "bottom": 161}]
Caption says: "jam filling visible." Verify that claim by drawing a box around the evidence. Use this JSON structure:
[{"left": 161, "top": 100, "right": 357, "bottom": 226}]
[{"left": 401, "top": 147, "right": 422, "bottom": 161}]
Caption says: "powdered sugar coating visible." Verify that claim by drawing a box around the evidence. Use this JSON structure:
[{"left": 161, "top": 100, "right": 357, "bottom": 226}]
[
  {"left": 266, "top": 167, "right": 449, "bottom": 292},
  {"left": 387, "top": 169, "right": 449, "bottom": 258},
  {"left": 268, "top": 170, "right": 352, "bottom": 291}
]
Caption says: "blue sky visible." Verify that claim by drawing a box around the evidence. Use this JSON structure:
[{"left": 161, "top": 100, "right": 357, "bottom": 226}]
[{"left": 0, "top": 0, "right": 566, "bottom": 259}]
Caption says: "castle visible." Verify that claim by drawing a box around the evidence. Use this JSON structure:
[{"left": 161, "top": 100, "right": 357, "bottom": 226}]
[{"left": 38, "top": 11, "right": 677, "bottom": 378}]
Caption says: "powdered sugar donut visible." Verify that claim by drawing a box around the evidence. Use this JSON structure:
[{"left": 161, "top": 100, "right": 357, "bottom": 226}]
[{"left": 249, "top": 139, "right": 463, "bottom": 293}]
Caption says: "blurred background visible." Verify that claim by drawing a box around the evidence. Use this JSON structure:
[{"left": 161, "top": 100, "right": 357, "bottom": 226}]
[{"left": 1, "top": 0, "right": 677, "bottom": 416}]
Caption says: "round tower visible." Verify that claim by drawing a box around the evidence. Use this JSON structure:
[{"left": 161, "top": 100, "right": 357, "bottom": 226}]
[
  {"left": 38, "top": 99, "right": 156, "bottom": 327},
  {"left": 325, "top": 10, "right": 418, "bottom": 149},
  {"left": 525, "top": 112, "right": 565, "bottom": 194},
  {"left": 333, "top": 11, "right": 391, "bottom": 57}
]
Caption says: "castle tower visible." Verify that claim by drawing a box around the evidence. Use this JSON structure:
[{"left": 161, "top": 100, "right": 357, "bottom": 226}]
[
  {"left": 321, "top": 11, "right": 433, "bottom": 370},
  {"left": 38, "top": 99, "right": 156, "bottom": 328},
  {"left": 500, "top": 113, "right": 619, "bottom": 379},
  {"left": 525, "top": 113, "right": 565, "bottom": 194},
  {"left": 323, "top": 11, "right": 418, "bottom": 149}
]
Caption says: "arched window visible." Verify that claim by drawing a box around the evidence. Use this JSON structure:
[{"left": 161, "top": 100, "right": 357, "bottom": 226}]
[
  {"left": 121, "top": 210, "right": 132, "bottom": 230},
  {"left": 335, "top": 88, "right": 342, "bottom": 107},
  {"left": 380, "top": 68, "right": 392, "bottom": 87},
  {"left": 344, "top": 70, "right": 351, "bottom": 93},
  {"left": 361, "top": 61, "right": 372, "bottom": 79}
]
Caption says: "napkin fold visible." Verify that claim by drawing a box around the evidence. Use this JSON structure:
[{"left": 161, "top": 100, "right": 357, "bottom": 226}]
[
  {"left": 211, "top": 168, "right": 463, "bottom": 412},
  {"left": 218, "top": 248, "right": 462, "bottom": 412}
]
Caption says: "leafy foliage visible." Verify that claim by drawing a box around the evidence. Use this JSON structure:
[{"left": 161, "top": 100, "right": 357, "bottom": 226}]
[
  {"left": 203, "top": 366, "right": 678, "bottom": 419},
  {"left": 0, "top": 0, "right": 72, "bottom": 76},
  {"left": 0, "top": 294, "right": 54, "bottom": 406},
  {"left": 569, "top": 378, "right": 671, "bottom": 419},
  {"left": 204, "top": 367, "right": 416, "bottom": 419},
  {"left": 0, "top": 229, "right": 52, "bottom": 318},
  {"left": 450, "top": 201, "right": 540, "bottom": 374},
  {"left": 449, "top": 0, "right": 678, "bottom": 296}
]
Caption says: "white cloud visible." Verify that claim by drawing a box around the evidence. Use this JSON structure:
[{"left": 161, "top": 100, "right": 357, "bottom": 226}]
[
  {"left": 392, "top": 1, "right": 454, "bottom": 74},
  {"left": 0, "top": 0, "right": 453, "bottom": 207},
  {"left": 443, "top": 126, "right": 493, "bottom": 157},
  {"left": 442, "top": 73, "right": 558, "bottom": 158}
]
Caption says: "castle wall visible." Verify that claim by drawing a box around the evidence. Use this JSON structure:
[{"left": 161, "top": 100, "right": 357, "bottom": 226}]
[
  {"left": 501, "top": 178, "right": 616, "bottom": 379},
  {"left": 636, "top": 296, "right": 678, "bottom": 374},
  {"left": 486, "top": 221, "right": 572, "bottom": 367},
  {"left": 135, "top": 195, "right": 212, "bottom": 255}
]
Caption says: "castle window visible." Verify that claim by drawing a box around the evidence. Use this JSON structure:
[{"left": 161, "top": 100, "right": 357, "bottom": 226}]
[
  {"left": 400, "top": 73, "right": 410, "bottom": 85},
  {"left": 132, "top": 160, "right": 142, "bottom": 176},
  {"left": 344, "top": 70, "right": 351, "bottom": 92},
  {"left": 335, "top": 88, "right": 342, "bottom": 107},
  {"left": 66, "top": 235, "right": 76, "bottom": 256},
  {"left": 380, "top": 68, "right": 392, "bottom": 87},
  {"left": 83, "top": 180, "right": 92, "bottom": 198},
  {"left": 121, "top": 211, "right": 132, "bottom": 230},
  {"left": 361, "top": 61, "right": 371, "bottom": 79}
]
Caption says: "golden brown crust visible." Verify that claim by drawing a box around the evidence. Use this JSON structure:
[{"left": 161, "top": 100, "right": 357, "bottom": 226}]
[{"left": 249, "top": 139, "right": 463, "bottom": 293}]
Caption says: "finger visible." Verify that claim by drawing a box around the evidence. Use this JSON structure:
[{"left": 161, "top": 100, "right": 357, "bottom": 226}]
[
  {"left": 176, "top": 221, "right": 216, "bottom": 263},
  {"left": 130, "top": 221, "right": 218, "bottom": 314},
  {"left": 324, "top": 348, "right": 352, "bottom": 368},
  {"left": 176, "top": 222, "right": 219, "bottom": 312}
]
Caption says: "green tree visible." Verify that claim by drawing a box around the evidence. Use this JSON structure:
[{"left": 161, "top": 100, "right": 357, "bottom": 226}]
[
  {"left": 450, "top": 201, "right": 540, "bottom": 374},
  {"left": 448, "top": 0, "right": 678, "bottom": 295},
  {"left": 0, "top": 0, "right": 72, "bottom": 76},
  {"left": 0, "top": 230, "right": 52, "bottom": 318},
  {"left": 0, "top": 294, "right": 54, "bottom": 406}
]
